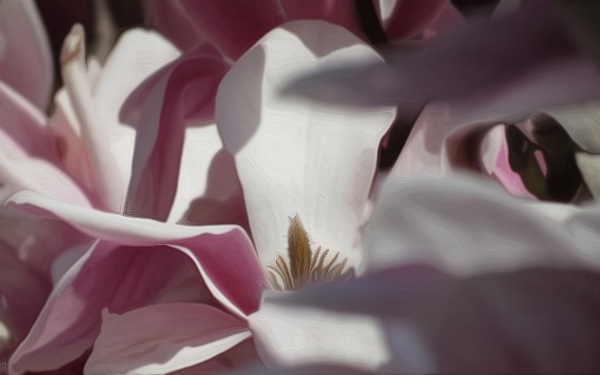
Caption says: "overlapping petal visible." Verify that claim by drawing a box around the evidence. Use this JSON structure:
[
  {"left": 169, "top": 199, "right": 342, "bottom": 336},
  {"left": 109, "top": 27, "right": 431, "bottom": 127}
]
[
  {"left": 120, "top": 44, "right": 233, "bottom": 222},
  {"left": 216, "top": 20, "right": 396, "bottom": 271},
  {"left": 6, "top": 191, "right": 265, "bottom": 373}
]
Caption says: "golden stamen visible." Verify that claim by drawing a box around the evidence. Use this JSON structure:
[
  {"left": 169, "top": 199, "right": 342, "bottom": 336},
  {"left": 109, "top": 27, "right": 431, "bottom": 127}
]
[{"left": 268, "top": 214, "right": 353, "bottom": 291}]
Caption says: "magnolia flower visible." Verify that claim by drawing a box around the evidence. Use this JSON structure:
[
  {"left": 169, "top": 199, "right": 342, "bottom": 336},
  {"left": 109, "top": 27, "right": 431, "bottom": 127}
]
[
  {"left": 6, "top": 21, "right": 395, "bottom": 374},
  {"left": 7, "top": 16, "right": 600, "bottom": 374},
  {"left": 0, "top": 0, "right": 244, "bottom": 359}
]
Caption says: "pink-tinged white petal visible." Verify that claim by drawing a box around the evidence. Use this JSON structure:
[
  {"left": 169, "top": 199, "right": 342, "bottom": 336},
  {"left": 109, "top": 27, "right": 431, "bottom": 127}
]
[
  {"left": 8, "top": 240, "right": 202, "bottom": 373},
  {"left": 84, "top": 303, "right": 250, "bottom": 375},
  {"left": 92, "top": 28, "right": 181, "bottom": 212},
  {"left": 0, "top": 0, "right": 53, "bottom": 109},
  {"left": 6, "top": 190, "right": 241, "bottom": 245},
  {"left": 0, "top": 137, "right": 91, "bottom": 208},
  {"left": 120, "top": 44, "right": 230, "bottom": 221},
  {"left": 479, "top": 124, "right": 535, "bottom": 198},
  {"left": 248, "top": 290, "right": 390, "bottom": 372},
  {"left": 217, "top": 21, "right": 395, "bottom": 270},
  {"left": 9, "top": 218, "right": 264, "bottom": 374},
  {"left": 273, "top": 266, "right": 600, "bottom": 373},
  {"left": 364, "top": 175, "right": 597, "bottom": 275}
]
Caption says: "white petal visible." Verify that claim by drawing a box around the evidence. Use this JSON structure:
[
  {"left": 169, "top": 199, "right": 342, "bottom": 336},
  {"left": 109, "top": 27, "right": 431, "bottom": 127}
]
[
  {"left": 167, "top": 124, "right": 228, "bottom": 224},
  {"left": 364, "top": 175, "right": 598, "bottom": 275},
  {"left": 216, "top": 20, "right": 395, "bottom": 269},
  {"left": 93, "top": 28, "right": 181, "bottom": 212},
  {"left": 248, "top": 290, "right": 391, "bottom": 372}
]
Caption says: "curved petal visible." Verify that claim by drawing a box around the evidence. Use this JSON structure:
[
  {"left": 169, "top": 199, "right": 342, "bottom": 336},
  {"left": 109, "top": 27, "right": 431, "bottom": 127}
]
[
  {"left": 9, "top": 213, "right": 266, "bottom": 375},
  {"left": 363, "top": 175, "right": 597, "bottom": 275},
  {"left": 144, "top": 0, "right": 362, "bottom": 60},
  {"left": 248, "top": 291, "right": 390, "bottom": 372},
  {"left": 378, "top": 0, "right": 450, "bottom": 40},
  {"left": 120, "top": 44, "right": 230, "bottom": 221},
  {"left": 271, "top": 266, "right": 600, "bottom": 373},
  {"left": 216, "top": 21, "right": 395, "bottom": 271},
  {"left": 0, "top": 0, "right": 53, "bottom": 108},
  {"left": 6, "top": 190, "right": 241, "bottom": 245},
  {"left": 91, "top": 28, "right": 181, "bottom": 212},
  {"left": 284, "top": 4, "right": 600, "bottom": 111},
  {"left": 84, "top": 303, "right": 250, "bottom": 374},
  {"left": 0, "top": 240, "right": 50, "bottom": 357},
  {"left": 8, "top": 240, "right": 210, "bottom": 374}
]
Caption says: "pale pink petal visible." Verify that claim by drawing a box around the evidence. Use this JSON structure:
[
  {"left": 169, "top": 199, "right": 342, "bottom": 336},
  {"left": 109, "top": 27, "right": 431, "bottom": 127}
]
[
  {"left": 9, "top": 232, "right": 265, "bottom": 373},
  {"left": 364, "top": 175, "right": 596, "bottom": 275},
  {"left": 6, "top": 191, "right": 267, "bottom": 316},
  {"left": 216, "top": 21, "right": 395, "bottom": 271},
  {"left": 0, "top": 84, "right": 91, "bottom": 208},
  {"left": 90, "top": 28, "right": 180, "bottom": 213},
  {"left": 0, "top": 0, "right": 53, "bottom": 108},
  {"left": 84, "top": 303, "right": 250, "bottom": 374},
  {"left": 8, "top": 240, "right": 211, "bottom": 374},
  {"left": 272, "top": 266, "right": 600, "bottom": 373},
  {"left": 120, "top": 43, "right": 230, "bottom": 221},
  {"left": 0, "top": 239, "right": 50, "bottom": 357},
  {"left": 6, "top": 190, "right": 243, "bottom": 245},
  {"left": 0, "top": 82, "right": 58, "bottom": 162}
]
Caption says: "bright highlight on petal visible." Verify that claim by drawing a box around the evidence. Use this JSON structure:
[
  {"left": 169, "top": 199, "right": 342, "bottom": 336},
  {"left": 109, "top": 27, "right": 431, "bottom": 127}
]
[{"left": 216, "top": 20, "right": 396, "bottom": 276}]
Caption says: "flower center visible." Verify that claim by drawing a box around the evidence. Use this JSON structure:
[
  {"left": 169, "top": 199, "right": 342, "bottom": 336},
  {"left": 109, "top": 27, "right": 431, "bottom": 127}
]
[{"left": 266, "top": 215, "right": 352, "bottom": 291}]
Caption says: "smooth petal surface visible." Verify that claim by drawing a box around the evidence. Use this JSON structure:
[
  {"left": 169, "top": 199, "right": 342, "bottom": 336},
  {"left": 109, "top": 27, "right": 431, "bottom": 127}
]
[
  {"left": 7, "top": 191, "right": 266, "bottom": 373},
  {"left": 274, "top": 266, "right": 600, "bottom": 373},
  {"left": 85, "top": 303, "right": 250, "bottom": 374},
  {"left": 145, "top": 0, "right": 362, "bottom": 60},
  {"left": 0, "top": 0, "right": 53, "bottom": 108},
  {"left": 248, "top": 290, "right": 390, "bottom": 372},
  {"left": 53, "top": 27, "right": 180, "bottom": 213},
  {"left": 121, "top": 44, "right": 230, "bottom": 221},
  {"left": 92, "top": 28, "right": 180, "bottom": 212},
  {"left": 7, "top": 190, "right": 269, "bottom": 315},
  {"left": 217, "top": 21, "right": 395, "bottom": 270},
  {"left": 284, "top": 3, "right": 600, "bottom": 112},
  {"left": 364, "top": 175, "right": 597, "bottom": 275}
]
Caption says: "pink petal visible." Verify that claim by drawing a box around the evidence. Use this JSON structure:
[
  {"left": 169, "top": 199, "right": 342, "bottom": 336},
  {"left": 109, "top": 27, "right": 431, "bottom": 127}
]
[
  {"left": 145, "top": 0, "right": 365, "bottom": 60},
  {"left": 0, "top": 82, "right": 59, "bottom": 162},
  {"left": 9, "top": 241, "right": 213, "bottom": 373},
  {"left": 7, "top": 193, "right": 266, "bottom": 373},
  {"left": 380, "top": 0, "right": 449, "bottom": 40},
  {"left": 120, "top": 44, "right": 230, "bottom": 221},
  {"left": 0, "top": 238, "right": 50, "bottom": 357},
  {"left": 0, "top": 0, "right": 53, "bottom": 108},
  {"left": 0, "top": 91, "right": 92, "bottom": 207},
  {"left": 84, "top": 303, "right": 250, "bottom": 374}
]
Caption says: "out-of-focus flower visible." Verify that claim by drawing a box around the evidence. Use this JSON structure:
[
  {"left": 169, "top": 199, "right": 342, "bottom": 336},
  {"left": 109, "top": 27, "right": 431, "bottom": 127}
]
[
  {"left": 6, "top": 20, "right": 396, "bottom": 374},
  {"left": 143, "top": 0, "right": 462, "bottom": 60}
]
